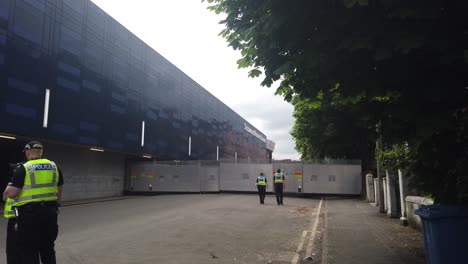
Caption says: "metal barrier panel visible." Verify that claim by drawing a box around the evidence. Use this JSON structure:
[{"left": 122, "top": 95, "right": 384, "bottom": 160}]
[
  {"left": 129, "top": 162, "right": 200, "bottom": 192},
  {"left": 273, "top": 163, "right": 304, "bottom": 193},
  {"left": 156, "top": 164, "right": 200, "bottom": 192},
  {"left": 128, "top": 162, "right": 159, "bottom": 192},
  {"left": 199, "top": 165, "right": 220, "bottom": 192},
  {"left": 220, "top": 163, "right": 273, "bottom": 191},
  {"left": 303, "top": 164, "right": 361, "bottom": 194},
  {"left": 343, "top": 165, "right": 362, "bottom": 195},
  {"left": 128, "top": 160, "right": 361, "bottom": 195}
]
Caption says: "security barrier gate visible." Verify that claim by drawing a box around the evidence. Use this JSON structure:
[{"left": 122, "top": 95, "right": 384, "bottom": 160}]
[
  {"left": 128, "top": 160, "right": 362, "bottom": 195},
  {"left": 302, "top": 164, "right": 361, "bottom": 195}
]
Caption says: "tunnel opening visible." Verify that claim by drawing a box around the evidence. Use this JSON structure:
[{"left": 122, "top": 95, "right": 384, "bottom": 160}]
[{"left": 0, "top": 137, "right": 27, "bottom": 194}]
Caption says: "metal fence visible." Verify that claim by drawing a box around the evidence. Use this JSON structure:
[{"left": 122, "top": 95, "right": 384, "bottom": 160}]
[{"left": 128, "top": 160, "right": 362, "bottom": 195}]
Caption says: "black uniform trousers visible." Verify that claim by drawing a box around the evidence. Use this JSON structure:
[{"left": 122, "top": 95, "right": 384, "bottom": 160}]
[
  {"left": 6, "top": 218, "right": 39, "bottom": 264},
  {"left": 257, "top": 185, "right": 266, "bottom": 204},
  {"left": 274, "top": 183, "right": 284, "bottom": 205},
  {"left": 6, "top": 218, "right": 20, "bottom": 264},
  {"left": 17, "top": 202, "right": 58, "bottom": 264}
]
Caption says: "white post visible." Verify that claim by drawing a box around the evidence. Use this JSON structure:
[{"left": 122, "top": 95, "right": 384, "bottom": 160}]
[
  {"left": 383, "top": 177, "right": 388, "bottom": 211},
  {"left": 366, "top": 173, "right": 375, "bottom": 203},
  {"left": 216, "top": 145, "right": 219, "bottom": 161},
  {"left": 366, "top": 172, "right": 371, "bottom": 201},
  {"left": 43, "top": 89, "right": 50, "bottom": 128},
  {"left": 386, "top": 171, "right": 392, "bottom": 215},
  {"left": 235, "top": 152, "right": 237, "bottom": 163},
  {"left": 398, "top": 169, "right": 408, "bottom": 225},
  {"left": 376, "top": 136, "right": 385, "bottom": 213},
  {"left": 373, "top": 178, "right": 379, "bottom": 206},
  {"left": 385, "top": 170, "right": 398, "bottom": 218}
]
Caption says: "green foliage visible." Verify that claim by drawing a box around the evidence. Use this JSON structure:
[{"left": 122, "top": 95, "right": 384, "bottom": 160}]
[
  {"left": 376, "top": 143, "right": 415, "bottom": 172},
  {"left": 248, "top": 69, "right": 262, "bottom": 78},
  {"left": 409, "top": 110, "right": 468, "bottom": 204},
  {"left": 204, "top": 0, "right": 468, "bottom": 204},
  {"left": 291, "top": 94, "right": 376, "bottom": 160}
]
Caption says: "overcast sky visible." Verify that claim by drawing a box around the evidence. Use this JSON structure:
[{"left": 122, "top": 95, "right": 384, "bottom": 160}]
[{"left": 91, "top": 0, "right": 301, "bottom": 160}]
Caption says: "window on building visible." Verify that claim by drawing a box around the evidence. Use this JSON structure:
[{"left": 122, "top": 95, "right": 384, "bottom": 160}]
[{"left": 13, "top": 1, "right": 44, "bottom": 45}]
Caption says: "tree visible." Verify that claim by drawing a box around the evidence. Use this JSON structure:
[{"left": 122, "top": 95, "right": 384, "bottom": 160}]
[
  {"left": 291, "top": 92, "right": 376, "bottom": 162},
  {"left": 205, "top": 0, "right": 468, "bottom": 203}
]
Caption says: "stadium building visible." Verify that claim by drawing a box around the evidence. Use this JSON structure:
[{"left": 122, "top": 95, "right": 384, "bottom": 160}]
[{"left": 0, "top": 0, "right": 270, "bottom": 200}]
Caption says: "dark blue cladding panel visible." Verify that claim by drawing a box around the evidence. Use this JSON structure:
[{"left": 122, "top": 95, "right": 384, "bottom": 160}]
[{"left": 0, "top": 0, "right": 267, "bottom": 162}]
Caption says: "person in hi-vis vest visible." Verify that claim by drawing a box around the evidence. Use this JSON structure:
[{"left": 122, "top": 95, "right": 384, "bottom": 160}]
[
  {"left": 256, "top": 173, "right": 268, "bottom": 204},
  {"left": 3, "top": 163, "right": 40, "bottom": 264},
  {"left": 273, "top": 169, "right": 285, "bottom": 205},
  {"left": 3, "top": 141, "right": 64, "bottom": 264}
]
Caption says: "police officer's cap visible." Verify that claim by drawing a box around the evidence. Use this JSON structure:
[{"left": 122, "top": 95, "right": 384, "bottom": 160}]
[{"left": 23, "top": 141, "right": 44, "bottom": 152}]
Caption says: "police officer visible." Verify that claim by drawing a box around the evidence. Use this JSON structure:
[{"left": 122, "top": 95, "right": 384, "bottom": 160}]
[
  {"left": 256, "top": 173, "right": 267, "bottom": 204},
  {"left": 3, "top": 141, "right": 64, "bottom": 264},
  {"left": 4, "top": 196, "right": 20, "bottom": 264},
  {"left": 273, "top": 169, "right": 285, "bottom": 205},
  {"left": 3, "top": 163, "right": 40, "bottom": 264}
]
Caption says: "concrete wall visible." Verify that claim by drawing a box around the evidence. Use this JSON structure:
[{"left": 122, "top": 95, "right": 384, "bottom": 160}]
[
  {"left": 405, "top": 196, "right": 434, "bottom": 231},
  {"left": 46, "top": 143, "right": 125, "bottom": 201}
]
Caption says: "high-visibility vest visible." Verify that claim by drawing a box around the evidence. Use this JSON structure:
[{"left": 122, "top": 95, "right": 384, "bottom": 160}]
[
  {"left": 274, "top": 173, "right": 284, "bottom": 183},
  {"left": 3, "top": 198, "right": 15, "bottom": 219},
  {"left": 257, "top": 176, "right": 266, "bottom": 186},
  {"left": 14, "top": 159, "right": 59, "bottom": 207}
]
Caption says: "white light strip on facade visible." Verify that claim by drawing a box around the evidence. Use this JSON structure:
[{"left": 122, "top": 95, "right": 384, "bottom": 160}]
[
  {"left": 43, "top": 89, "right": 50, "bottom": 128},
  {"left": 188, "top": 136, "right": 191, "bottom": 156},
  {"left": 90, "top": 148, "right": 104, "bottom": 152},
  {"left": 0, "top": 134, "right": 16, "bottom": 140},
  {"left": 216, "top": 145, "right": 219, "bottom": 161},
  {"left": 142, "top": 155, "right": 152, "bottom": 159},
  {"left": 141, "top": 121, "right": 145, "bottom": 147}
]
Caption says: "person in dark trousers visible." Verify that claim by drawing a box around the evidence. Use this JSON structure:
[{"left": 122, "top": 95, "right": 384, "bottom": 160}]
[
  {"left": 273, "top": 169, "right": 285, "bottom": 205},
  {"left": 3, "top": 163, "right": 40, "bottom": 264},
  {"left": 3, "top": 141, "right": 64, "bottom": 264},
  {"left": 4, "top": 196, "right": 24, "bottom": 264},
  {"left": 256, "top": 173, "right": 267, "bottom": 204}
]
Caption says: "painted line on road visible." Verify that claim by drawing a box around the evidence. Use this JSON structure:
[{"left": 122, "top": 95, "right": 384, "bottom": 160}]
[
  {"left": 291, "top": 197, "right": 323, "bottom": 264},
  {"left": 305, "top": 197, "right": 323, "bottom": 257},
  {"left": 291, "top": 230, "right": 309, "bottom": 264},
  {"left": 321, "top": 199, "right": 329, "bottom": 264}
]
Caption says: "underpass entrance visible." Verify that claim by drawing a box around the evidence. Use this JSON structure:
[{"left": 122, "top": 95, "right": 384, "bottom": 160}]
[{"left": 0, "top": 138, "right": 26, "bottom": 192}]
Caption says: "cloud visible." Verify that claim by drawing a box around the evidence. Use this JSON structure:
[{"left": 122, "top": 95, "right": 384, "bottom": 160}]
[
  {"left": 91, "top": 0, "right": 300, "bottom": 160},
  {"left": 232, "top": 98, "right": 300, "bottom": 160}
]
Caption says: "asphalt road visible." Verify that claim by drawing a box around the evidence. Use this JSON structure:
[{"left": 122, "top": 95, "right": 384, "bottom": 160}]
[{"left": 0, "top": 194, "right": 321, "bottom": 264}]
